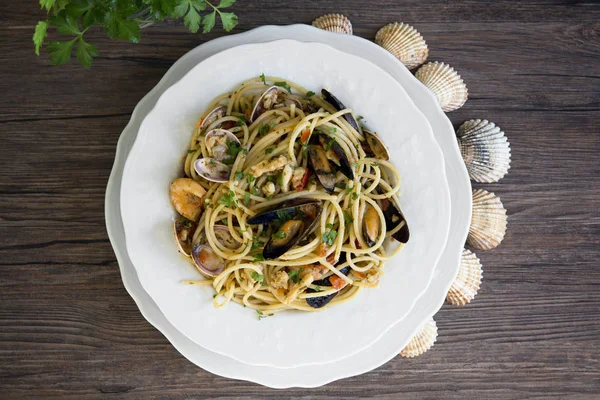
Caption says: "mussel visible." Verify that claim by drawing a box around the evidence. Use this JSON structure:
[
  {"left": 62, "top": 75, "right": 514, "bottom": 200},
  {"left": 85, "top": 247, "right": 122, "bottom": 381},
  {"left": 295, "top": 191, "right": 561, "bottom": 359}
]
[
  {"left": 204, "top": 129, "right": 242, "bottom": 163},
  {"left": 198, "top": 105, "right": 227, "bottom": 131},
  {"left": 317, "top": 134, "right": 354, "bottom": 180},
  {"left": 321, "top": 89, "right": 360, "bottom": 132},
  {"left": 306, "top": 255, "right": 350, "bottom": 309},
  {"left": 307, "top": 144, "right": 336, "bottom": 193},
  {"left": 194, "top": 158, "right": 231, "bottom": 183},
  {"left": 380, "top": 197, "right": 410, "bottom": 243},
  {"left": 173, "top": 218, "right": 198, "bottom": 256},
  {"left": 247, "top": 198, "right": 322, "bottom": 259},
  {"left": 363, "top": 204, "right": 380, "bottom": 247},
  {"left": 362, "top": 130, "right": 390, "bottom": 161}
]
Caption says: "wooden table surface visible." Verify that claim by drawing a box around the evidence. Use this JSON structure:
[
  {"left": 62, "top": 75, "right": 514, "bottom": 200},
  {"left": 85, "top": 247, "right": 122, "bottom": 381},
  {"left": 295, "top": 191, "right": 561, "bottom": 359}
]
[{"left": 1, "top": 0, "right": 599, "bottom": 398}]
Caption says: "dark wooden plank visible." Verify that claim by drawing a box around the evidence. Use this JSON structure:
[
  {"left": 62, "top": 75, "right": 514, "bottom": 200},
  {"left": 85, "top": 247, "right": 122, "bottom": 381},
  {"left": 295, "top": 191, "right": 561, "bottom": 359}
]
[{"left": 1, "top": 0, "right": 600, "bottom": 398}]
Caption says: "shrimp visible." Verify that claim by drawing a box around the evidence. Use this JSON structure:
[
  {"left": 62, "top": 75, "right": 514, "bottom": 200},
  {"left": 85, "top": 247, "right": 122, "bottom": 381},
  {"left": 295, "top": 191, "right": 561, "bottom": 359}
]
[{"left": 169, "top": 178, "right": 207, "bottom": 221}]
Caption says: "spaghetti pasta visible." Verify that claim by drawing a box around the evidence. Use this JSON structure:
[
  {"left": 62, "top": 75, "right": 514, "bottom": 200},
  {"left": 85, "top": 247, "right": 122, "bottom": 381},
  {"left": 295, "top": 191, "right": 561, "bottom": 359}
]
[{"left": 169, "top": 76, "right": 409, "bottom": 316}]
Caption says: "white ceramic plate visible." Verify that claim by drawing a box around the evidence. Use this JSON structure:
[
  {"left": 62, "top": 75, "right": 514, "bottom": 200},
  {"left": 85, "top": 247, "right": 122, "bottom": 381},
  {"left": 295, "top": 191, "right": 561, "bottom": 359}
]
[
  {"left": 106, "top": 25, "right": 471, "bottom": 387},
  {"left": 120, "top": 39, "right": 451, "bottom": 368}
]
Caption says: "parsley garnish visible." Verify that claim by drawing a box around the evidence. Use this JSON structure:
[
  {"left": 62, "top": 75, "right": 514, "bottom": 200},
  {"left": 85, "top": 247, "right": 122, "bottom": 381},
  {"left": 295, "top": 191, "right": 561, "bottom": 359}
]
[
  {"left": 251, "top": 237, "right": 264, "bottom": 251},
  {"left": 259, "top": 73, "right": 267, "bottom": 85},
  {"left": 305, "top": 91, "right": 315, "bottom": 97},
  {"left": 236, "top": 116, "right": 247, "bottom": 126},
  {"left": 274, "top": 210, "right": 292, "bottom": 228},
  {"left": 256, "top": 310, "right": 272, "bottom": 320},
  {"left": 252, "top": 186, "right": 260, "bottom": 196},
  {"left": 273, "top": 230, "right": 286, "bottom": 239},
  {"left": 253, "top": 254, "right": 265, "bottom": 262},
  {"left": 323, "top": 225, "right": 338, "bottom": 246},
  {"left": 187, "top": 149, "right": 197, "bottom": 154},
  {"left": 265, "top": 147, "right": 275, "bottom": 154},
  {"left": 353, "top": 162, "right": 360, "bottom": 169},
  {"left": 329, "top": 127, "right": 337, "bottom": 135},
  {"left": 250, "top": 271, "right": 264, "bottom": 282},
  {"left": 258, "top": 124, "right": 271, "bottom": 136},
  {"left": 288, "top": 268, "right": 303, "bottom": 284},
  {"left": 357, "top": 115, "right": 364, "bottom": 121},
  {"left": 226, "top": 139, "right": 246, "bottom": 159},
  {"left": 335, "top": 182, "right": 347, "bottom": 190},
  {"left": 246, "top": 174, "right": 256, "bottom": 184},
  {"left": 274, "top": 81, "right": 292, "bottom": 93},
  {"left": 351, "top": 192, "right": 359, "bottom": 200},
  {"left": 218, "top": 190, "right": 237, "bottom": 208},
  {"left": 325, "top": 139, "right": 335, "bottom": 152},
  {"left": 343, "top": 210, "right": 354, "bottom": 225},
  {"left": 244, "top": 193, "right": 250, "bottom": 206},
  {"left": 314, "top": 286, "right": 322, "bottom": 292},
  {"left": 235, "top": 171, "right": 244, "bottom": 181}
]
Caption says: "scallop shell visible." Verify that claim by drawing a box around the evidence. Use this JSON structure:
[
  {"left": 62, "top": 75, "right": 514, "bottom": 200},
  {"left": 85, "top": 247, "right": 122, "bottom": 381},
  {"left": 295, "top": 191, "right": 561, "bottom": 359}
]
[
  {"left": 312, "top": 14, "right": 353, "bottom": 35},
  {"left": 415, "top": 61, "right": 468, "bottom": 112},
  {"left": 446, "top": 249, "right": 482, "bottom": 305},
  {"left": 468, "top": 189, "right": 507, "bottom": 250},
  {"left": 400, "top": 318, "right": 438, "bottom": 358},
  {"left": 457, "top": 119, "right": 511, "bottom": 183},
  {"left": 375, "top": 22, "right": 429, "bottom": 70}
]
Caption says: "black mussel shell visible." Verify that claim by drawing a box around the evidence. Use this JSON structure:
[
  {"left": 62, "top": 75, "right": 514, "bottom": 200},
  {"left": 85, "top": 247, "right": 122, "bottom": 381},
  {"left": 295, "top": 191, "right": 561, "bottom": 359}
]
[
  {"left": 317, "top": 134, "right": 354, "bottom": 180},
  {"left": 246, "top": 198, "right": 321, "bottom": 225},
  {"left": 321, "top": 89, "right": 360, "bottom": 131},
  {"left": 362, "top": 130, "right": 390, "bottom": 161},
  {"left": 263, "top": 220, "right": 304, "bottom": 259},
  {"left": 307, "top": 144, "right": 336, "bottom": 193},
  {"left": 306, "top": 264, "right": 350, "bottom": 309},
  {"left": 381, "top": 198, "right": 410, "bottom": 244}
]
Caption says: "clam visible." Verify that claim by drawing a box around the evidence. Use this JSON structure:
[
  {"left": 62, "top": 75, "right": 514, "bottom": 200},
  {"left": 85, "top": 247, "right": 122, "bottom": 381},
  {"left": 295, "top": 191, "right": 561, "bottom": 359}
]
[
  {"left": 400, "top": 318, "right": 438, "bottom": 358},
  {"left": 316, "top": 134, "right": 354, "bottom": 180},
  {"left": 362, "top": 130, "right": 390, "bottom": 161},
  {"left": 247, "top": 198, "right": 322, "bottom": 259},
  {"left": 363, "top": 204, "right": 380, "bottom": 247},
  {"left": 307, "top": 144, "right": 336, "bottom": 193},
  {"left": 191, "top": 244, "right": 225, "bottom": 277},
  {"left": 468, "top": 189, "right": 507, "bottom": 250},
  {"left": 169, "top": 178, "right": 207, "bottom": 221},
  {"left": 250, "top": 86, "right": 286, "bottom": 122},
  {"left": 375, "top": 22, "right": 429, "bottom": 70},
  {"left": 194, "top": 158, "right": 231, "bottom": 183},
  {"left": 321, "top": 89, "right": 360, "bottom": 131},
  {"left": 415, "top": 61, "right": 468, "bottom": 112},
  {"left": 312, "top": 14, "right": 353, "bottom": 35},
  {"left": 457, "top": 119, "right": 511, "bottom": 183},
  {"left": 173, "top": 218, "right": 198, "bottom": 256},
  {"left": 380, "top": 196, "right": 410, "bottom": 243},
  {"left": 446, "top": 249, "right": 482, "bottom": 306},
  {"left": 198, "top": 105, "right": 227, "bottom": 131},
  {"left": 204, "top": 129, "right": 242, "bottom": 163}
]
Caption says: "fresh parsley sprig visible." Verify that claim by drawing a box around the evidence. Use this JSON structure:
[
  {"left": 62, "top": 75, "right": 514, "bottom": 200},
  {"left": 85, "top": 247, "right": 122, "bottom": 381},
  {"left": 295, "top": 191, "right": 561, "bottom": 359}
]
[{"left": 33, "top": 0, "right": 240, "bottom": 68}]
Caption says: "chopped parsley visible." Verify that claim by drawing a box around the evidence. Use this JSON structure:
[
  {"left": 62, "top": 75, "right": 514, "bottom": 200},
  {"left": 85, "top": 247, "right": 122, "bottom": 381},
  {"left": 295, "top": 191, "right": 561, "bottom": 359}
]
[
  {"left": 244, "top": 193, "right": 251, "bottom": 206},
  {"left": 218, "top": 190, "right": 237, "bottom": 208},
  {"left": 343, "top": 210, "right": 354, "bottom": 225},
  {"left": 274, "top": 209, "right": 292, "bottom": 228},
  {"left": 258, "top": 123, "right": 272, "bottom": 136},
  {"left": 250, "top": 271, "right": 264, "bottom": 282},
  {"left": 256, "top": 310, "right": 273, "bottom": 320},
  {"left": 253, "top": 254, "right": 265, "bottom": 263},
  {"left": 246, "top": 174, "right": 256, "bottom": 184},
  {"left": 273, "top": 230, "right": 286, "bottom": 239},
  {"left": 329, "top": 127, "right": 337, "bottom": 135},
  {"left": 357, "top": 115, "right": 364, "bottom": 121},
  {"left": 187, "top": 149, "right": 197, "bottom": 154},
  {"left": 251, "top": 237, "right": 264, "bottom": 251},
  {"left": 265, "top": 147, "right": 275, "bottom": 154},
  {"left": 288, "top": 268, "right": 303, "bottom": 284},
  {"left": 305, "top": 91, "right": 315, "bottom": 97},
  {"left": 259, "top": 73, "right": 267, "bottom": 85},
  {"left": 235, "top": 171, "right": 244, "bottom": 181},
  {"left": 352, "top": 192, "right": 359, "bottom": 200},
  {"left": 267, "top": 175, "right": 275, "bottom": 182},
  {"left": 314, "top": 286, "right": 322, "bottom": 292},
  {"left": 322, "top": 225, "right": 338, "bottom": 246},
  {"left": 274, "top": 81, "right": 292, "bottom": 93},
  {"left": 252, "top": 186, "right": 260, "bottom": 196},
  {"left": 325, "top": 139, "right": 335, "bottom": 152},
  {"left": 226, "top": 139, "right": 247, "bottom": 159},
  {"left": 335, "top": 182, "right": 347, "bottom": 190},
  {"left": 353, "top": 162, "right": 360, "bottom": 169},
  {"left": 213, "top": 294, "right": 217, "bottom": 298},
  {"left": 236, "top": 116, "right": 247, "bottom": 126}
]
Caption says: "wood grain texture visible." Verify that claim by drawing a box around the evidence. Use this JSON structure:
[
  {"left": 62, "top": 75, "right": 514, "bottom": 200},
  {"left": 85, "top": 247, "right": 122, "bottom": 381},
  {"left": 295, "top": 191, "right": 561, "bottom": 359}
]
[{"left": 1, "top": 0, "right": 599, "bottom": 398}]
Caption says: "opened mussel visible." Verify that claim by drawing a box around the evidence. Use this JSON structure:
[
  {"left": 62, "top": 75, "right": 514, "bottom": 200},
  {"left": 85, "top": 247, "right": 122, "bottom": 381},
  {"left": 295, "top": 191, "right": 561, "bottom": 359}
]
[
  {"left": 247, "top": 198, "right": 322, "bottom": 259},
  {"left": 380, "top": 196, "right": 410, "bottom": 243},
  {"left": 198, "top": 105, "right": 227, "bottom": 132},
  {"left": 362, "top": 130, "right": 390, "bottom": 161},
  {"left": 306, "top": 133, "right": 354, "bottom": 192},
  {"left": 307, "top": 143, "right": 336, "bottom": 193},
  {"left": 316, "top": 134, "right": 354, "bottom": 180},
  {"left": 321, "top": 89, "right": 360, "bottom": 132},
  {"left": 363, "top": 204, "right": 380, "bottom": 247}
]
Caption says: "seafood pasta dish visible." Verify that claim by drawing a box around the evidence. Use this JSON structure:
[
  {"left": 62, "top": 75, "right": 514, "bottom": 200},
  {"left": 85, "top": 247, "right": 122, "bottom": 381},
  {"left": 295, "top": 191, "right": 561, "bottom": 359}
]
[{"left": 170, "top": 75, "right": 409, "bottom": 315}]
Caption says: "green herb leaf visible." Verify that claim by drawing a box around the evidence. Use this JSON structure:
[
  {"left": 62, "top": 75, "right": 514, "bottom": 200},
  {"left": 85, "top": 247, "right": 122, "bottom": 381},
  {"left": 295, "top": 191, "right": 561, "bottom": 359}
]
[
  {"left": 274, "top": 81, "right": 292, "bottom": 93},
  {"left": 75, "top": 37, "right": 98, "bottom": 68},
  {"left": 33, "top": 21, "right": 48, "bottom": 56},
  {"left": 235, "top": 171, "right": 244, "bottom": 181},
  {"left": 105, "top": 14, "right": 140, "bottom": 43},
  {"left": 217, "top": 0, "right": 237, "bottom": 7},
  {"left": 314, "top": 286, "right": 322, "bottom": 292},
  {"left": 265, "top": 147, "right": 275, "bottom": 154},
  {"left": 351, "top": 192, "right": 358, "bottom": 200},
  {"left": 256, "top": 309, "right": 271, "bottom": 320},
  {"left": 226, "top": 139, "right": 246, "bottom": 158},
  {"left": 305, "top": 91, "right": 315, "bottom": 97},
  {"left": 253, "top": 254, "right": 265, "bottom": 263},
  {"left": 202, "top": 11, "right": 216, "bottom": 33},
  {"left": 259, "top": 73, "right": 267, "bottom": 85},
  {"left": 357, "top": 115, "right": 364, "bottom": 121},
  {"left": 219, "top": 12, "right": 238, "bottom": 31},
  {"left": 322, "top": 227, "right": 338, "bottom": 246},
  {"left": 273, "top": 230, "right": 286, "bottom": 239},
  {"left": 335, "top": 182, "right": 347, "bottom": 190},
  {"left": 236, "top": 116, "right": 247, "bottom": 126},
  {"left": 218, "top": 190, "right": 237, "bottom": 208},
  {"left": 250, "top": 271, "right": 264, "bottom": 282},
  {"left": 244, "top": 192, "right": 250, "bottom": 206},
  {"left": 258, "top": 123, "right": 271, "bottom": 136},
  {"left": 288, "top": 268, "right": 303, "bottom": 284},
  {"left": 251, "top": 237, "right": 264, "bottom": 251},
  {"left": 47, "top": 39, "right": 76, "bottom": 66},
  {"left": 188, "top": 149, "right": 197, "bottom": 154},
  {"left": 40, "top": 0, "right": 56, "bottom": 12},
  {"left": 325, "top": 139, "right": 335, "bottom": 152},
  {"left": 246, "top": 174, "right": 256, "bottom": 184},
  {"left": 343, "top": 210, "right": 353, "bottom": 225}
]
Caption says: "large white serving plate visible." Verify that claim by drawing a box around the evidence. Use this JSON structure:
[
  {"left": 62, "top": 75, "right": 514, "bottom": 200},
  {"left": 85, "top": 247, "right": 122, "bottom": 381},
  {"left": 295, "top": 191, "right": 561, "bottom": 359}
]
[
  {"left": 106, "top": 25, "right": 471, "bottom": 387},
  {"left": 119, "top": 39, "right": 451, "bottom": 368}
]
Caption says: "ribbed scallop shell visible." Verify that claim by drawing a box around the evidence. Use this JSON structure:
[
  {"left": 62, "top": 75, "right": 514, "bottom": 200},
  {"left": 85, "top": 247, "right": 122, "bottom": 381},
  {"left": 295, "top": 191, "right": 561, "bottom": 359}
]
[
  {"left": 447, "top": 249, "right": 483, "bottom": 305},
  {"left": 375, "top": 22, "right": 429, "bottom": 70},
  {"left": 457, "top": 119, "right": 511, "bottom": 183},
  {"left": 468, "top": 189, "right": 507, "bottom": 250},
  {"left": 400, "top": 318, "right": 438, "bottom": 358},
  {"left": 312, "top": 14, "right": 353, "bottom": 35},
  {"left": 415, "top": 61, "right": 468, "bottom": 112}
]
